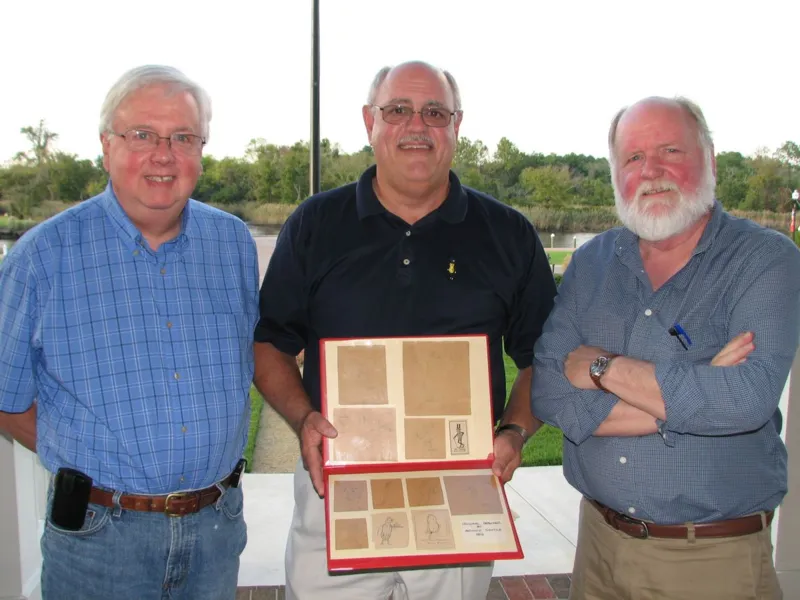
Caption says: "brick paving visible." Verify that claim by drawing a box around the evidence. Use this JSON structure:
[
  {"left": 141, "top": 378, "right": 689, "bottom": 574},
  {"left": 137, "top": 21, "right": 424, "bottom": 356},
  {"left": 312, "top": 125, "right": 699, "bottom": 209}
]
[{"left": 236, "top": 574, "right": 571, "bottom": 599}]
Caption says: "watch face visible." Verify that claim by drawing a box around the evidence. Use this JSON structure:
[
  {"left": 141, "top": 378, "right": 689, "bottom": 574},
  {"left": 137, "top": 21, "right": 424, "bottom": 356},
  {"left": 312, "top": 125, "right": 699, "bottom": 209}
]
[{"left": 590, "top": 356, "right": 608, "bottom": 378}]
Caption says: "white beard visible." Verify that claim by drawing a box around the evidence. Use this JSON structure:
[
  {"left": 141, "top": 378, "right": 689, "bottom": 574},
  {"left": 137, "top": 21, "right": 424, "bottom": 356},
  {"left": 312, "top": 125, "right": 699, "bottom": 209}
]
[{"left": 613, "top": 167, "right": 716, "bottom": 242}]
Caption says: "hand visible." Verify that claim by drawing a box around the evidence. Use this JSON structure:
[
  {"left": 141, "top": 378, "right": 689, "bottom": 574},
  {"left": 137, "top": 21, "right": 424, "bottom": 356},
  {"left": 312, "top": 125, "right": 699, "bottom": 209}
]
[
  {"left": 711, "top": 331, "right": 755, "bottom": 367},
  {"left": 298, "top": 411, "right": 338, "bottom": 497},
  {"left": 565, "top": 345, "right": 607, "bottom": 390},
  {"left": 491, "top": 430, "right": 524, "bottom": 483}
]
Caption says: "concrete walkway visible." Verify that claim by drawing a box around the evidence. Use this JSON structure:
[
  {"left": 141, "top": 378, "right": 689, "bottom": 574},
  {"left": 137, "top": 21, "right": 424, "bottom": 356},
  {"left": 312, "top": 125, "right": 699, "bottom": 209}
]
[{"left": 250, "top": 401, "right": 299, "bottom": 473}]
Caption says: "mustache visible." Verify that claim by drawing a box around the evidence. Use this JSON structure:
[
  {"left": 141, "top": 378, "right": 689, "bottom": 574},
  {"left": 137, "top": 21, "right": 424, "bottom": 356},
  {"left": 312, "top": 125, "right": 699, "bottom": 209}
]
[
  {"left": 397, "top": 134, "right": 435, "bottom": 147},
  {"left": 634, "top": 180, "right": 679, "bottom": 202}
]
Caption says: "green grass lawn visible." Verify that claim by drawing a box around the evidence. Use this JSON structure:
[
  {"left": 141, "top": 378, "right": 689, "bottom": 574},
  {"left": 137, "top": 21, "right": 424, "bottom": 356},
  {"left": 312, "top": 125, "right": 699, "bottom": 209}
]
[
  {"left": 544, "top": 250, "right": 572, "bottom": 265},
  {"left": 243, "top": 386, "right": 265, "bottom": 472},
  {"left": 503, "top": 354, "right": 564, "bottom": 467}
]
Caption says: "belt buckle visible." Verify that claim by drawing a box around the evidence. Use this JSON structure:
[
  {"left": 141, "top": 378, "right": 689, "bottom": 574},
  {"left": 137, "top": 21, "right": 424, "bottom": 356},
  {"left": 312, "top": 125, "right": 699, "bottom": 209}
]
[
  {"left": 616, "top": 513, "right": 650, "bottom": 539},
  {"left": 164, "top": 493, "right": 190, "bottom": 517}
]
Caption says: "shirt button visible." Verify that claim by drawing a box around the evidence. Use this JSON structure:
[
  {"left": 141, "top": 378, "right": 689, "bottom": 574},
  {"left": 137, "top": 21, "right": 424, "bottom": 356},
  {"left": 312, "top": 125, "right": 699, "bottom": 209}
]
[
  {"left": 402, "top": 258, "right": 411, "bottom": 266},
  {"left": 160, "top": 268, "right": 166, "bottom": 275},
  {"left": 174, "top": 372, "right": 180, "bottom": 380},
  {"left": 133, "top": 250, "right": 140, "bottom": 256},
  {"left": 644, "top": 309, "right": 652, "bottom": 317},
  {"left": 619, "top": 456, "right": 627, "bottom": 464},
  {"left": 166, "top": 321, "right": 173, "bottom": 329},
  {"left": 628, "top": 507, "right": 636, "bottom": 515},
  {"left": 180, "top": 476, "right": 185, "bottom": 483},
  {"left": 182, "top": 426, "right": 187, "bottom": 433},
  {"left": 405, "top": 230, "right": 411, "bottom": 237}
]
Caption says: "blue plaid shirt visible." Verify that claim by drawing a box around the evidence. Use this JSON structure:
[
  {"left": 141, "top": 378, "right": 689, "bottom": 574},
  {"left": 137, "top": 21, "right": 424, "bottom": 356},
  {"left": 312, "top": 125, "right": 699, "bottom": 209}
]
[
  {"left": 0, "top": 184, "right": 259, "bottom": 494},
  {"left": 531, "top": 202, "right": 800, "bottom": 524}
]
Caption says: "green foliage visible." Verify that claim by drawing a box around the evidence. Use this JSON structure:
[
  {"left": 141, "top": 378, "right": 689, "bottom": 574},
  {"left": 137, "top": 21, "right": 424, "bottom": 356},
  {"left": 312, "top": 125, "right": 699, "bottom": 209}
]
[
  {"left": 1, "top": 121, "right": 798, "bottom": 233},
  {"left": 519, "top": 165, "right": 574, "bottom": 208}
]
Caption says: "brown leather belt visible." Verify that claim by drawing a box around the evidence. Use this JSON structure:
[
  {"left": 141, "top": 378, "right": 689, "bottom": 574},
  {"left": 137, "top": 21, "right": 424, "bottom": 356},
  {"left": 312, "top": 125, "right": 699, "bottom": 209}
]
[
  {"left": 89, "top": 461, "right": 245, "bottom": 517},
  {"left": 589, "top": 499, "right": 773, "bottom": 540}
]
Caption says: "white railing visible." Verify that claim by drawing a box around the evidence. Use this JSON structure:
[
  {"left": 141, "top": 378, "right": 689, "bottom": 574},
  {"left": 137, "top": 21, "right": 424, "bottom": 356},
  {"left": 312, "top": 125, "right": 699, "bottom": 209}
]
[{"left": 0, "top": 437, "right": 46, "bottom": 600}]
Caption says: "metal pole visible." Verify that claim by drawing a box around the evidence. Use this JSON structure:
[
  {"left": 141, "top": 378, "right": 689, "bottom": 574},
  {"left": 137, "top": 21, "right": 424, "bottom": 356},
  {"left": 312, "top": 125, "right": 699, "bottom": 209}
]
[{"left": 310, "top": 0, "right": 321, "bottom": 196}]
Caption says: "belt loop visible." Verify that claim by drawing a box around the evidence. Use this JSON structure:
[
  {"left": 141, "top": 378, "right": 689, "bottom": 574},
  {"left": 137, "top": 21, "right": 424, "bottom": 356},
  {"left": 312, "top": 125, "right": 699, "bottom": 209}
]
[
  {"left": 112, "top": 490, "right": 123, "bottom": 518},
  {"left": 214, "top": 482, "right": 226, "bottom": 510},
  {"left": 760, "top": 512, "right": 768, "bottom": 530},
  {"left": 685, "top": 522, "right": 696, "bottom": 544}
]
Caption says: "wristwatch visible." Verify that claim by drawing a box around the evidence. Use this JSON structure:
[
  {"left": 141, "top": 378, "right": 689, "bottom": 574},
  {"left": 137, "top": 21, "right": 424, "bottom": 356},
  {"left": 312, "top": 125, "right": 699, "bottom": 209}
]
[
  {"left": 494, "top": 423, "right": 530, "bottom": 444},
  {"left": 589, "top": 354, "right": 619, "bottom": 392}
]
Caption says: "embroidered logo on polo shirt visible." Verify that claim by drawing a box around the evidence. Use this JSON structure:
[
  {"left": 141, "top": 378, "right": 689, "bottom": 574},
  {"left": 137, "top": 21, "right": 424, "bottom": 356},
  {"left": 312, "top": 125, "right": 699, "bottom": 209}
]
[{"left": 447, "top": 258, "right": 457, "bottom": 280}]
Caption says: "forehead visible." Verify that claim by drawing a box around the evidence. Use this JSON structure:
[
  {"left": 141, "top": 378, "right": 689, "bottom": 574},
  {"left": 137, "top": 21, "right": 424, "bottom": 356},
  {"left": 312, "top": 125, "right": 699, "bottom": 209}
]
[
  {"left": 376, "top": 65, "right": 453, "bottom": 107},
  {"left": 615, "top": 102, "right": 697, "bottom": 149},
  {"left": 113, "top": 84, "right": 200, "bottom": 129}
]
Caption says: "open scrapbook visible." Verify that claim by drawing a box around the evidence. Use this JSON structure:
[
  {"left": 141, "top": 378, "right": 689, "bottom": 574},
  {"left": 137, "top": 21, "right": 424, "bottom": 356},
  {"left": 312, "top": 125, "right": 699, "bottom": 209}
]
[{"left": 320, "top": 334, "right": 523, "bottom": 571}]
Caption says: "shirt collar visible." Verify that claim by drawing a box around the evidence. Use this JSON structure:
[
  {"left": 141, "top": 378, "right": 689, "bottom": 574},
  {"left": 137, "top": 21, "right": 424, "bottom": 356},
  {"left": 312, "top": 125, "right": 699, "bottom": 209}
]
[
  {"left": 355, "top": 165, "right": 468, "bottom": 224},
  {"left": 99, "top": 180, "right": 191, "bottom": 252}
]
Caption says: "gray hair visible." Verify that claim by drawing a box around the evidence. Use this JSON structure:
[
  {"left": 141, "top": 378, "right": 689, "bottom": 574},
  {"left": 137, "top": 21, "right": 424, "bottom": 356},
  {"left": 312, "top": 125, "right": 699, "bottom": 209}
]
[
  {"left": 608, "top": 96, "right": 713, "bottom": 166},
  {"left": 366, "top": 62, "right": 462, "bottom": 111},
  {"left": 99, "top": 65, "right": 212, "bottom": 140}
]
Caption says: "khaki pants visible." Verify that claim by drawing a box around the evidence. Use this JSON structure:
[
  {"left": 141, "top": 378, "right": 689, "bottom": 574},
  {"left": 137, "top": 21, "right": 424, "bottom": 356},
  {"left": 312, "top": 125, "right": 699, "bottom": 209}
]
[
  {"left": 570, "top": 498, "right": 782, "bottom": 600},
  {"left": 284, "top": 459, "right": 494, "bottom": 600}
]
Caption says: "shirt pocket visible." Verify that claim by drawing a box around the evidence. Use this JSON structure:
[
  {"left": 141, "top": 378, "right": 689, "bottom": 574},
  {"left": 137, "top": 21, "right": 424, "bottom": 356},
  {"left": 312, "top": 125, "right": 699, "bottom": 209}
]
[{"left": 580, "top": 310, "right": 628, "bottom": 355}]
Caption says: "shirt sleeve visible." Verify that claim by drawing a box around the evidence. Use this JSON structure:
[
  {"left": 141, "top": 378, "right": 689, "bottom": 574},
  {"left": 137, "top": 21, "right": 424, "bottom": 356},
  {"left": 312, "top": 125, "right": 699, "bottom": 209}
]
[
  {"left": 530, "top": 250, "right": 618, "bottom": 444},
  {"left": 253, "top": 207, "right": 309, "bottom": 356},
  {"left": 0, "top": 247, "right": 39, "bottom": 413},
  {"left": 503, "top": 219, "right": 558, "bottom": 369},
  {"left": 656, "top": 242, "right": 800, "bottom": 437}
]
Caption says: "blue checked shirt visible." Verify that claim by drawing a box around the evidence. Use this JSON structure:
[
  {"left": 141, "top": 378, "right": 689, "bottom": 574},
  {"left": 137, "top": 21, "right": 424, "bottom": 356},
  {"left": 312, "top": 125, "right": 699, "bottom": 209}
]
[
  {"left": 531, "top": 201, "right": 800, "bottom": 524},
  {"left": 0, "top": 184, "right": 259, "bottom": 494}
]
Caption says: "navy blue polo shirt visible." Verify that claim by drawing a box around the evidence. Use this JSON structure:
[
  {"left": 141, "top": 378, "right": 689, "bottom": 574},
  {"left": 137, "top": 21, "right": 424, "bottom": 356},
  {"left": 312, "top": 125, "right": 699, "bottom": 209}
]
[{"left": 255, "top": 165, "right": 556, "bottom": 420}]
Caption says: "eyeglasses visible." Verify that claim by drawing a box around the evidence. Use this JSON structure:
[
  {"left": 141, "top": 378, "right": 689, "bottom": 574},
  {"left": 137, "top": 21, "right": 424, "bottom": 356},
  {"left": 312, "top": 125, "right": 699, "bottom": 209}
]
[
  {"left": 109, "top": 129, "right": 206, "bottom": 155},
  {"left": 372, "top": 104, "right": 459, "bottom": 128}
]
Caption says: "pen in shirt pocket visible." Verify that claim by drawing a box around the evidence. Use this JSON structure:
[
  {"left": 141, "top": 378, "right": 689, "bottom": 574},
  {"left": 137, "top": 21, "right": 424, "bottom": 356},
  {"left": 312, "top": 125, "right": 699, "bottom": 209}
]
[{"left": 668, "top": 323, "right": 692, "bottom": 351}]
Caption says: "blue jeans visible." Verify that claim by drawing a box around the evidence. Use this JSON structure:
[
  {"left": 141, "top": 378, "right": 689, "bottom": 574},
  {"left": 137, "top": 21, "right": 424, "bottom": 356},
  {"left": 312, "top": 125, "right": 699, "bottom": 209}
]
[{"left": 41, "top": 484, "right": 247, "bottom": 600}]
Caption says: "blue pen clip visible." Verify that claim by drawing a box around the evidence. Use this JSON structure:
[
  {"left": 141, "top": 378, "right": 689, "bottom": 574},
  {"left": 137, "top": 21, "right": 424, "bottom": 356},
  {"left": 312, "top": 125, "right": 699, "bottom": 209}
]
[{"left": 669, "top": 323, "right": 692, "bottom": 350}]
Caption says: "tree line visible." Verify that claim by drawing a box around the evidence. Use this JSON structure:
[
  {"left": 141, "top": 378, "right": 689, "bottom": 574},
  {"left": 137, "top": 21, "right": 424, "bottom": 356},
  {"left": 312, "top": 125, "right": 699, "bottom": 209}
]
[{"left": 1, "top": 121, "right": 798, "bottom": 221}]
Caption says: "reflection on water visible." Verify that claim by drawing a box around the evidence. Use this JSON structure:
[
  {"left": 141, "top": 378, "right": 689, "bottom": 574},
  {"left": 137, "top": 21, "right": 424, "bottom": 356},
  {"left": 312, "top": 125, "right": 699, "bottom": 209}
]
[{"left": 247, "top": 224, "right": 283, "bottom": 237}]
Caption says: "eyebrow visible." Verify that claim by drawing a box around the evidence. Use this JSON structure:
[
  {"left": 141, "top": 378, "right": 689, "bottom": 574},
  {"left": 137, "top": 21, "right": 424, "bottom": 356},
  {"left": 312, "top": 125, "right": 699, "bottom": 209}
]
[
  {"left": 383, "top": 98, "right": 447, "bottom": 108},
  {"left": 124, "top": 124, "right": 198, "bottom": 134}
]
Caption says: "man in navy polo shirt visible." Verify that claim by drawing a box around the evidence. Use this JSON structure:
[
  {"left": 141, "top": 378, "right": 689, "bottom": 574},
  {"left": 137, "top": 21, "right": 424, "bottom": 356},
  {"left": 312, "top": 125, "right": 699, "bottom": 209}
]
[{"left": 253, "top": 61, "right": 556, "bottom": 600}]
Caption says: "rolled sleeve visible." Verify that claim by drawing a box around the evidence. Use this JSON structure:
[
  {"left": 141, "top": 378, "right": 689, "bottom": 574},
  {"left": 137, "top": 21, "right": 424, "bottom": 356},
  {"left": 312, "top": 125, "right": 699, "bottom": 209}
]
[
  {"left": 657, "top": 244, "right": 800, "bottom": 436},
  {"left": 0, "top": 249, "right": 39, "bottom": 413},
  {"left": 531, "top": 255, "right": 618, "bottom": 444}
]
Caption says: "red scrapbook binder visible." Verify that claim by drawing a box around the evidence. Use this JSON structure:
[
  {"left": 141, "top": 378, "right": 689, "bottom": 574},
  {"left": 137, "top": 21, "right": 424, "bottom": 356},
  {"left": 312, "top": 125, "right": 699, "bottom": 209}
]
[{"left": 320, "top": 334, "right": 524, "bottom": 572}]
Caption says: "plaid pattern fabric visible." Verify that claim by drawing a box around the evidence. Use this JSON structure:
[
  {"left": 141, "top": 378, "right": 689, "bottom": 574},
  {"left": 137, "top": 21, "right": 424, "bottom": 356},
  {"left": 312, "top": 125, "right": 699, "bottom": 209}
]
[
  {"left": 532, "top": 202, "right": 800, "bottom": 523},
  {"left": 0, "top": 184, "right": 259, "bottom": 493}
]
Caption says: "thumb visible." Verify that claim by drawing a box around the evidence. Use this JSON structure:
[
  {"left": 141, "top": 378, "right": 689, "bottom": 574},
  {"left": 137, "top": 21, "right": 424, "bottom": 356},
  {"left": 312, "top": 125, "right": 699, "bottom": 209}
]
[
  {"left": 312, "top": 415, "right": 338, "bottom": 439},
  {"left": 491, "top": 455, "right": 506, "bottom": 479}
]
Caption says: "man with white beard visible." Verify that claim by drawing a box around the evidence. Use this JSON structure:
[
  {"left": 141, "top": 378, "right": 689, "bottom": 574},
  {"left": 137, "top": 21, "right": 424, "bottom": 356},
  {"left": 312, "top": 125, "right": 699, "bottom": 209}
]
[{"left": 530, "top": 97, "right": 800, "bottom": 600}]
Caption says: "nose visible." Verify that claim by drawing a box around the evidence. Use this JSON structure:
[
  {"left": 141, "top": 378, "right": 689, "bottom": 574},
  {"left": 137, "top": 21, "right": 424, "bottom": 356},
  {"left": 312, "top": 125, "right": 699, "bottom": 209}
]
[
  {"left": 151, "top": 137, "right": 176, "bottom": 163},
  {"left": 407, "top": 110, "right": 427, "bottom": 131},
  {"left": 640, "top": 154, "right": 664, "bottom": 179}
]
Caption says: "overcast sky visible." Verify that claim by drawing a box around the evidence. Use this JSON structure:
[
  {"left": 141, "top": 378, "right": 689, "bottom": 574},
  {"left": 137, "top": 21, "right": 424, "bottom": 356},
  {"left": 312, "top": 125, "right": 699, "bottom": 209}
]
[{"left": 1, "top": 0, "right": 797, "bottom": 164}]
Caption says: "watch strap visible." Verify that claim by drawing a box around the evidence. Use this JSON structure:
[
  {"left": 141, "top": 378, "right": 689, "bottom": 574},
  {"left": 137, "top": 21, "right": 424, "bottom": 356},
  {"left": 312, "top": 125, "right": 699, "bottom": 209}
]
[
  {"left": 591, "top": 353, "right": 619, "bottom": 392},
  {"left": 494, "top": 423, "right": 529, "bottom": 443}
]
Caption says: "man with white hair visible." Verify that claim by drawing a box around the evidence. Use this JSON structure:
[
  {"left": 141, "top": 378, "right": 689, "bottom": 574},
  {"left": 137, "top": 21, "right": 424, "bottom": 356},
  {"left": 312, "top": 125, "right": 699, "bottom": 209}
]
[
  {"left": 254, "top": 60, "right": 557, "bottom": 599},
  {"left": 0, "top": 65, "right": 259, "bottom": 599},
  {"left": 531, "top": 96, "right": 800, "bottom": 599}
]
